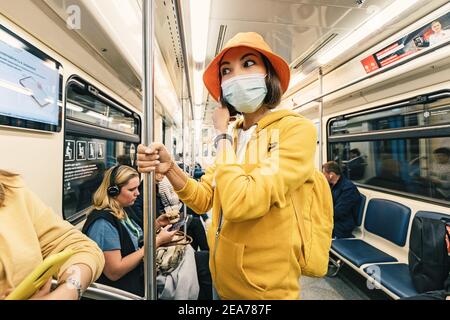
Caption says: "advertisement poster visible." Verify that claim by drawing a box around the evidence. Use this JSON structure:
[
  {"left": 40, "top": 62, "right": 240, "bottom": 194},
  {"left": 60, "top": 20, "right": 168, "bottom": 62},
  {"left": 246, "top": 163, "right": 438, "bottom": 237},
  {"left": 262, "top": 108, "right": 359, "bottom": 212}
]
[
  {"left": 361, "top": 12, "right": 450, "bottom": 74},
  {"left": 0, "top": 26, "right": 60, "bottom": 125}
]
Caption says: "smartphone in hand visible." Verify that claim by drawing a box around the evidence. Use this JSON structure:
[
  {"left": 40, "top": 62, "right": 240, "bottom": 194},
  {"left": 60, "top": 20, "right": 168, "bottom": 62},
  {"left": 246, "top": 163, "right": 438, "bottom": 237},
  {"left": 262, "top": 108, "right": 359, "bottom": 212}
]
[{"left": 168, "top": 217, "right": 187, "bottom": 232}]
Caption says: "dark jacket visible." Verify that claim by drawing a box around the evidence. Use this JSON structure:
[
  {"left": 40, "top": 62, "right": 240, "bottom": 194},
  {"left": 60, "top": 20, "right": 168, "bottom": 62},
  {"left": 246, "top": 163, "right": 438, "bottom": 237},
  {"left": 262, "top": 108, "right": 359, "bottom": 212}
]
[
  {"left": 332, "top": 176, "right": 362, "bottom": 239},
  {"left": 82, "top": 209, "right": 144, "bottom": 296}
]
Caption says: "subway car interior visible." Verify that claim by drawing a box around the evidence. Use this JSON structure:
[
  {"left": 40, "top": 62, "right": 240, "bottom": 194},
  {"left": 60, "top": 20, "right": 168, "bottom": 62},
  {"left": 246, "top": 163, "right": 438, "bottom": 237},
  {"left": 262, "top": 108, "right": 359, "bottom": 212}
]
[{"left": 0, "top": 0, "right": 449, "bottom": 301}]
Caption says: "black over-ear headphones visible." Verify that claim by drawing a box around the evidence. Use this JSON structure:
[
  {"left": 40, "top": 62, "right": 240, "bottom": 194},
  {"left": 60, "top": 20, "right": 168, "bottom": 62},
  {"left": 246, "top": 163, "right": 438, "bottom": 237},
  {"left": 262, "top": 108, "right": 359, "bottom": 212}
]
[{"left": 107, "top": 165, "right": 121, "bottom": 197}]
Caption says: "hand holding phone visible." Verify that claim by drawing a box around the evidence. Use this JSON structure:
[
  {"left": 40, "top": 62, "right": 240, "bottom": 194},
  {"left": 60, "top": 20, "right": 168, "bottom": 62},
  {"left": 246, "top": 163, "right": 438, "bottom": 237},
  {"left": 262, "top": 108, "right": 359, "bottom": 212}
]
[{"left": 168, "top": 217, "right": 187, "bottom": 232}]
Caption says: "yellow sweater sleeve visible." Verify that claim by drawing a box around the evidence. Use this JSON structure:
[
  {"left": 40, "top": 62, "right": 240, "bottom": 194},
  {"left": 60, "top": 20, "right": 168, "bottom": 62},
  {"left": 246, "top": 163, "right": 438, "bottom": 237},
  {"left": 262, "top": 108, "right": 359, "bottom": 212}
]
[
  {"left": 25, "top": 188, "right": 105, "bottom": 284},
  {"left": 214, "top": 116, "right": 317, "bottom": 222},
  {"left": 175, "top": 164, "right": 215, "bottom": 214}
]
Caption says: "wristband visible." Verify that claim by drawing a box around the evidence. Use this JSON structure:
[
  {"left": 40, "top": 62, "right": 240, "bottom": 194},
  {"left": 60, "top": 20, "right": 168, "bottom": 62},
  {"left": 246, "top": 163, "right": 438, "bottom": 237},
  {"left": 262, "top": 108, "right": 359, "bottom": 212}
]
[{"left": 214, "top": 133, "right": 232, "bottom": 149}]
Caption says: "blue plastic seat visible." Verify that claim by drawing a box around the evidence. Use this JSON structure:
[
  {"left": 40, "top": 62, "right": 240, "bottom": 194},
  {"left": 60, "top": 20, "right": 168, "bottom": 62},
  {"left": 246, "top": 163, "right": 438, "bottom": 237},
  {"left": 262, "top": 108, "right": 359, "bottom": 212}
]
[
  {"left": 364, "top": 264, "right": 419, "bottom": 298},
  {"left": 331, "top": 239, "right": 397, "bottom": 267},
  {"left": 332, "top": 199, "right": 411, "bottom": 267},
  {"left": 364, "top": 199, "right": 411, "bottom": 247},
  {"left": 355, "top": 194, "right": 366, "bottom": 227}
]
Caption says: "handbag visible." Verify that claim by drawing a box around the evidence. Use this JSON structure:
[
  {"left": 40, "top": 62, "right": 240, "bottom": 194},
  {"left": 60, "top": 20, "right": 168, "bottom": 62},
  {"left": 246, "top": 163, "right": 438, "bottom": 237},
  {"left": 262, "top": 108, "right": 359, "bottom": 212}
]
[{"left": 156, "top": 228, "right": 193, "bottom": 275}]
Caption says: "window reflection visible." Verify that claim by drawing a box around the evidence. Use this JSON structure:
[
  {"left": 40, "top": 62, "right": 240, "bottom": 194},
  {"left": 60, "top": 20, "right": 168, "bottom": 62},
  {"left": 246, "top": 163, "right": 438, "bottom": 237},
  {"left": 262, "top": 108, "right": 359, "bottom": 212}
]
[
  {"left": 66, "top": 80, "right": 137, "bottom": 135},
  {"left": 330, "top": 95, "right": 450, "bottom": 136},
  {"left": 331, "top": 137, "right": 450, "bottom": 204}
]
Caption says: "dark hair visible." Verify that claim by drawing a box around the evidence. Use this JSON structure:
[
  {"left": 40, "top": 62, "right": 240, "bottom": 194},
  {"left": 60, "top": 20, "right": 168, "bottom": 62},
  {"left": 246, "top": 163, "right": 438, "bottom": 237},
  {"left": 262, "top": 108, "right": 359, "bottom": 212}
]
[
  {"left": 219, "top": 52, "right": 283, "bottom": 116},
  {"left": 322, "top": 161, "right": 342, "bottom": 176},
  {"left": 433, "top": 147, "right": 450, "bottom": 157},
  {"left": 350, "top": 148, "right": 361, "bottom": 157}
]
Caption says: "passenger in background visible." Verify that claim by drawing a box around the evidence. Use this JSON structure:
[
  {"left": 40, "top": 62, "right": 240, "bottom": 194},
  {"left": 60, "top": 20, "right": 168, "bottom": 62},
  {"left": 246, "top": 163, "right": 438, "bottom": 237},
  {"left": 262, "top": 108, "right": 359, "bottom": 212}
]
[
  {"left": 82, "top": 165, "right": 178, "bottom": 297},
  {"left": 193, "top": 163, "right": 205, "bottom": 180},
  {"left": 322, "top": 161, "right": 362, "bottom": 239},
  {"left": 137, "top": 32, "right": 320, "bottom": 299},
  {"left": 155, "top": 173, "right": 212, "bottom": 300},
  {"left": 156, "top": 173, "right": 209, "bottom": 251},
  {"left": 116, "top": 154, "right": 146, "bottom": 221},
  {"left": 429, "top": 147, "right": 450, "bottom": 200},
  {"left": 191, "top": 164, "right": 210, "bottom": 226},
  {"left": 0, "top": 170, "right": 104, "bottom": 300}
]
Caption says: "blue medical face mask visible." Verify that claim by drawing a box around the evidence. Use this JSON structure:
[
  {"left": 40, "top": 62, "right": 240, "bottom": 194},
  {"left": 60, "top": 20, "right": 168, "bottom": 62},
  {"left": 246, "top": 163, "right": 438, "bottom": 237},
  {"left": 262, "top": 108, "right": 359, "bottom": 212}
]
[{"left": 221, "top": 73, "right": 267, "bottom": 114}]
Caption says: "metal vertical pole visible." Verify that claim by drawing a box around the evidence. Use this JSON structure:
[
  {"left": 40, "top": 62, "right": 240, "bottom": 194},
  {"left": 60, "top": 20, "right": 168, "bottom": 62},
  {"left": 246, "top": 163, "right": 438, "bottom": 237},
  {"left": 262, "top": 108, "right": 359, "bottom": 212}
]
[
  {"left": 182, "top": 98, "right": 188, "bottom": 228},
  {"left": 142, "top": 0, "right": 157, "bottom": 300},
  {"left": 318, "top": 68, "right": 324, "bottom": 167}
]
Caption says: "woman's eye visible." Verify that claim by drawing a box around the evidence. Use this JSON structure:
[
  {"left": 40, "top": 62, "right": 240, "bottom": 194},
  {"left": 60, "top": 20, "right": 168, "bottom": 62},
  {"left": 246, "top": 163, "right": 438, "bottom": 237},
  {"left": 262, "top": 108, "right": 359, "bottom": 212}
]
[
  {"left": 244, "top": 60, "right": 256, "bottom": 68},
  {"left": 221, "top": 68, "right": 230, "bottom": 76}
]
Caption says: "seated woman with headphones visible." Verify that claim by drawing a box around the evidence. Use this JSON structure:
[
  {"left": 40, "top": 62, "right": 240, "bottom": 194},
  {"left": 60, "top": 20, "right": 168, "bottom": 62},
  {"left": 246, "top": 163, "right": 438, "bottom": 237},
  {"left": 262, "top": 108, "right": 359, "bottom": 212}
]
[{"left": 82, "top": 165, "right": 177, "bottom": 296}]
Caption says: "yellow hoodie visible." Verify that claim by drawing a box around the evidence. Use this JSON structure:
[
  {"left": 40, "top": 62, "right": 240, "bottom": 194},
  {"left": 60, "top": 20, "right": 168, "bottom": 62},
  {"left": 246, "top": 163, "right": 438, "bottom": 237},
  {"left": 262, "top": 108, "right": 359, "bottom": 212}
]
[
  {"left": 0, "top": 175, "right": 105, "bottom": 296},
  {"left": 176, "top": 110, "right": 317, "bottom": 299}
]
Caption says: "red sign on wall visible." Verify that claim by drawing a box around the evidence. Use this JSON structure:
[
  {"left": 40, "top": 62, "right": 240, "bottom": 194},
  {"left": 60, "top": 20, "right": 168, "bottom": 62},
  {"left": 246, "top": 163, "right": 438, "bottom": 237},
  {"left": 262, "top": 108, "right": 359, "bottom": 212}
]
[{"left": 361, "top": 55, "right": 380, "bottom": 73}]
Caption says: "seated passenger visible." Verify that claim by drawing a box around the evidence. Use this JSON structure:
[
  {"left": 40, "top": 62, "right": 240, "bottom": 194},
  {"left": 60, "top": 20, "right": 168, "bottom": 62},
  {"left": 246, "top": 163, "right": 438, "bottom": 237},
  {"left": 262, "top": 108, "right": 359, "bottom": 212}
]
[
  {"left": 82, "top": 165, "right": 178, "bottom": 297},
  {"left": 0, "top": 170, "right": 105, "bottom": 300},
  {"left": 322, "top": 161, "right": 362, "bottom": 239}
]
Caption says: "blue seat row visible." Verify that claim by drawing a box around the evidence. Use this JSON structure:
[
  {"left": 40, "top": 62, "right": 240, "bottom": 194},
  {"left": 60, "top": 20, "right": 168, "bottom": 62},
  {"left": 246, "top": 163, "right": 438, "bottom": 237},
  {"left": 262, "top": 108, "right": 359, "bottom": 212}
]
[{"left": 331, "top": 197, "right": 449, "bottom": 299}]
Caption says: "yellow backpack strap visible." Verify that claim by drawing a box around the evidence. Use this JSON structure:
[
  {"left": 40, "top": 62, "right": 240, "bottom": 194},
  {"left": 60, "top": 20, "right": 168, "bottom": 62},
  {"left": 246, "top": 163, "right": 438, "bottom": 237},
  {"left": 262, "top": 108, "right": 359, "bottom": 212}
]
[{"left": 290, "top": 176, "right": 315, "bottom": 267}]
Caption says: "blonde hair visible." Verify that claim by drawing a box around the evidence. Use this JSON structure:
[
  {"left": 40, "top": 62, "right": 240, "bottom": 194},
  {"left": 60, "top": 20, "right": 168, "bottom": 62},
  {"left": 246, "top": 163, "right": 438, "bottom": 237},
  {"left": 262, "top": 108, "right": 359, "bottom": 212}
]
[
  {"left": 0, "top": 170, "right": 19, "bottom": 207},
  {"left": 91, "top": 166, "right": 139, "bottom": 220}
]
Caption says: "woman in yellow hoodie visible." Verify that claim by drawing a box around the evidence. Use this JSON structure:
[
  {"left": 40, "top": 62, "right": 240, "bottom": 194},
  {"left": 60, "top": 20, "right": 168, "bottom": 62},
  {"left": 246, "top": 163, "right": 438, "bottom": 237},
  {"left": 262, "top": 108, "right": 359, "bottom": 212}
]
[
  {"left": 0, "top": 170, "right": 105, "bottom": 300},
  {"left": 137, "top": 32, "right": 317, "bottom": 299}
]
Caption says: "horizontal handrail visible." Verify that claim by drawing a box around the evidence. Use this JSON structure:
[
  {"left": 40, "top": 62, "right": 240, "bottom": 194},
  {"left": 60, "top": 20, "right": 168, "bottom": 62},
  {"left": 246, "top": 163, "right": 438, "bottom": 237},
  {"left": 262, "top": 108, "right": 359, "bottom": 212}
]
[{"left": 82, "top": 283, "right": 143, "bottom": 300}]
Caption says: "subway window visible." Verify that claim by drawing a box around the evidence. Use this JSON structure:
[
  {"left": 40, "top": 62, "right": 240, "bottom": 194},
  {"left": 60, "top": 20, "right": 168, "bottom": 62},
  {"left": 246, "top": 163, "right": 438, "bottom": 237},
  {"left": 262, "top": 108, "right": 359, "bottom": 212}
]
[
  {"left": 66, "top": 79, "right": 138, "bottom": 134},
  {"left": 63, "top": 77, "right": 141, "bottom": 224},
  {"left": 328, "top": 90, "right": 450, "bottom": 206}
]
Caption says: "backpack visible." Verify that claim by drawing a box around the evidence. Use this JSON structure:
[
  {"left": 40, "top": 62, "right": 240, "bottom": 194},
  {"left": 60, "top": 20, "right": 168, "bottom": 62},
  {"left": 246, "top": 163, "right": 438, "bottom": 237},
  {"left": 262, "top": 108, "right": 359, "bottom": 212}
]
[
  {"left": 292, "top": 169, "right": 334, "bottom": 277},
  {"left": 408, "top": 215, "right": 450, "bottom": 293}
]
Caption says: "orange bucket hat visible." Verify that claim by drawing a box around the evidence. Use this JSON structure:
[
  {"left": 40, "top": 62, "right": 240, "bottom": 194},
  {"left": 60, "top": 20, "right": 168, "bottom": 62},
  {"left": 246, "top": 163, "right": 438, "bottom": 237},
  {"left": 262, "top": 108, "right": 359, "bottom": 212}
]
[{"left": 203, "top": 32, "right": 291, "bottom": 102}]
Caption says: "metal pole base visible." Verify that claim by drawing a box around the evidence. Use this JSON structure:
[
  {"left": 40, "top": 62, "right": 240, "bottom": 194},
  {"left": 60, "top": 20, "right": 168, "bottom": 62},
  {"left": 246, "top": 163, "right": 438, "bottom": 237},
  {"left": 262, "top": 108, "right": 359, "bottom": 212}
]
[{"left": 327, "top": 257, "right": 342, "bottom": 277}]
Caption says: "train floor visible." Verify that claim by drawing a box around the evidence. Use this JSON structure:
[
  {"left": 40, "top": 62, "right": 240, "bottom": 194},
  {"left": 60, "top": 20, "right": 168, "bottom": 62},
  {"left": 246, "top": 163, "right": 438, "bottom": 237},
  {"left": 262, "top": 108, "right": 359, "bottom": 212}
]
[{"left": 300, "top": 264, "right": 390, "bottom": 300}]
